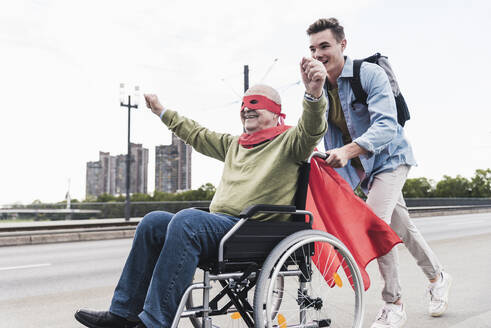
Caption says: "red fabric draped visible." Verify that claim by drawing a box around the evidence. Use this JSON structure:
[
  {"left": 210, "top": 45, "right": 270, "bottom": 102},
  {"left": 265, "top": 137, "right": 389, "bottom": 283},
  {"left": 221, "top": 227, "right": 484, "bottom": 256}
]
[{"left": 307, "top": 157, "right": 402, "bottom": 290}]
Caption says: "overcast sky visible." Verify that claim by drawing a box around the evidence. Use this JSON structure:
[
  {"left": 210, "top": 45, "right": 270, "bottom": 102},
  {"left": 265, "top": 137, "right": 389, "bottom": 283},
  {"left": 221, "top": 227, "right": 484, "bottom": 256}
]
[{"left": 1, "top": 0, "right": 490, "bottom": 205}]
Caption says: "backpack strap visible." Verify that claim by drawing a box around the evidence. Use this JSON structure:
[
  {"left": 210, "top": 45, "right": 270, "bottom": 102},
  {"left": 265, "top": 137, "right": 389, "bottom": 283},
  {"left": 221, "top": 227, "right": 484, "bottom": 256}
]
[{"left": 349, "top": 59, "right": 368, "bottom": 104}]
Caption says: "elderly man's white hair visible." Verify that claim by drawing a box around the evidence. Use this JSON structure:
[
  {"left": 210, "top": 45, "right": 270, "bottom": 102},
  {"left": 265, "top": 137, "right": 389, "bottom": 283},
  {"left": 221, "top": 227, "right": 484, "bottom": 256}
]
[{"left": 244, "top": 84, "right": 281, "bottom": 105}]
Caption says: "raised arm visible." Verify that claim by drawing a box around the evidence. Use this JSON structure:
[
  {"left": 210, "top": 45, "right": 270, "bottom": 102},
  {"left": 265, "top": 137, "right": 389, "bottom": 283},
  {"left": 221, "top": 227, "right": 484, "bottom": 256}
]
[
  {"left": 144, "top": 94, "right": 234, "bottom": 162},
  {"left": 288, "top": 58, "right": 328, "bottom": 161}
]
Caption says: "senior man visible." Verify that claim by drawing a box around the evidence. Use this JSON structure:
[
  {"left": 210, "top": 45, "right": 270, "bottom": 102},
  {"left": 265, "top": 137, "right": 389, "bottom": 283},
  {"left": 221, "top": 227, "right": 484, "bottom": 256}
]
[{"left": 74, "top": 57, "right": 328, "bottom": 328}]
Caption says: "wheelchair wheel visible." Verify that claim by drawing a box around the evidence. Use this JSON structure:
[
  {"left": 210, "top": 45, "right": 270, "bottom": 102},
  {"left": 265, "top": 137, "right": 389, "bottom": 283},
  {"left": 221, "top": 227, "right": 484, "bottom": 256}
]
[{"left": 253, "top": 229, "right": 364, "bottom": 328}]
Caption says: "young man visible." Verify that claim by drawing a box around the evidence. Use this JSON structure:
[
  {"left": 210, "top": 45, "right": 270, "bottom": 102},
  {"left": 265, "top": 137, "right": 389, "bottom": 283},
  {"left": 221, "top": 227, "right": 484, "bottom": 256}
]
[
  {"left": 74, "top": 57, "right": 328, "bottom": 328},
  {"left": 306, "top": 18, "right": 452, "bottom": 328}
]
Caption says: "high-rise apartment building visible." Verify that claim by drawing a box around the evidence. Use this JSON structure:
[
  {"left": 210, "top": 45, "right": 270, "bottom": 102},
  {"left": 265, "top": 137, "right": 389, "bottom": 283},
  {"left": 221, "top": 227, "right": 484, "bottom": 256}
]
[
  {"left": 155, "top": 134, "right": 192, "bottom": 193},
  {"left": 114, "top": 154, "right": 126, "bottom": 195},
  {"left": 86, "top": 144, "right": 149, "bottom": 199},
  {"left": 129, "top": 143, "right": 149, "bottom": 194},
  {"left": 86, "top": 161, "right": 103, "bottom": 198},
  {"left": 99, "top": 151, "right": 116, "bottom": 195}
]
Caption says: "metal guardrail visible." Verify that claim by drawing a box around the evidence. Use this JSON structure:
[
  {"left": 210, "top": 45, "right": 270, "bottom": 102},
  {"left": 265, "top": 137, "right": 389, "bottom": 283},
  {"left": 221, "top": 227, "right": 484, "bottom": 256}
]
[
  {"left": 0, "top": 201, "right": 212, "bottom": 220},
  {"left": 1, "top": 205, "right": 490, "bottom": 235},
  {"left": 409, "top": 204, "right": 491, "bottom": 212},
  {"left": 2, "top": 199, "right": 490, "bottom": 220},
  {"left": 405, "top": 198, "right": 491, "bottom": 207}
]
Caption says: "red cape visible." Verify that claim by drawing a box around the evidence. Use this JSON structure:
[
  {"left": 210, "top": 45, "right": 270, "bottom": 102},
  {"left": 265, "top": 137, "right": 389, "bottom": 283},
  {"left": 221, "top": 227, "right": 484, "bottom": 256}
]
[{"left": 307, "top": 157, "right": 402, "bottom": 290}]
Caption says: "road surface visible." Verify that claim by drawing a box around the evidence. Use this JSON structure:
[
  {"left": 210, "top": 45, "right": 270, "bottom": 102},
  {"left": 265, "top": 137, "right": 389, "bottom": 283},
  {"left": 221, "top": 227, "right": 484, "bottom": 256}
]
[{"left": 1, "top": 212, "right": 490, "bottom": 327}]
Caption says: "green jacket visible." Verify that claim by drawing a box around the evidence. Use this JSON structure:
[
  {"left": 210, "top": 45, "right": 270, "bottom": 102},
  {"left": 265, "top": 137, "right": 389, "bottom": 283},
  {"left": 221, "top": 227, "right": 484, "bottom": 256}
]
[{"left": 161, "top": 96, "right": 327, "bottom": 220}]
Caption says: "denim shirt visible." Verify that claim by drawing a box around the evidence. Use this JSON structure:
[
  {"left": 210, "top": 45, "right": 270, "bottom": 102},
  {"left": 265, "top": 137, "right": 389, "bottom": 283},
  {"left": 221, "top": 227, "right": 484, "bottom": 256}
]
[{"left": 324, "top": 56, "right": 417, "bottom": 192}]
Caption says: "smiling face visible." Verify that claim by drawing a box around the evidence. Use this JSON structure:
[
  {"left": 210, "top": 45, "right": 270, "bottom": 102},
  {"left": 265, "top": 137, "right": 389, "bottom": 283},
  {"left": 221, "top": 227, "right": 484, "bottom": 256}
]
[
  {"left": 309, "top": 29, "right": 346, "bottom": 78},
  {"left": 241, "top": 107, "right": 278, "bottom": 134},
  {"left": 240, "top": 84, "right": 282, "bottom": 134}
]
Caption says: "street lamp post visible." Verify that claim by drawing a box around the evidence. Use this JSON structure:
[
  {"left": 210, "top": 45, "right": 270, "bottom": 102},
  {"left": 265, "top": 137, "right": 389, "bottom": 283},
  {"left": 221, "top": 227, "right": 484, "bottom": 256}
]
[
  {"left": 119, "top": 84, "right": 140, "bottom": 221},
  {"left": 244, "top": 65, "right": 249, "bottom": 92}
]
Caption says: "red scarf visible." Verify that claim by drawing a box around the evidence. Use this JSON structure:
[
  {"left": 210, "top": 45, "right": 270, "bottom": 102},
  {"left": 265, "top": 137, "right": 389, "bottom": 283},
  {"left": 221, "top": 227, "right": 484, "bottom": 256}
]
[{"left": 238, "top": 125, "right": 291, "bottom": 148}]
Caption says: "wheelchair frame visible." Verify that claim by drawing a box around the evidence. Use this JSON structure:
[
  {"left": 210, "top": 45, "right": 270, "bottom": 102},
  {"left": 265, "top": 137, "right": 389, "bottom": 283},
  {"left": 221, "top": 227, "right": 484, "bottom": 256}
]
[{"left": 170, "top": 152, "right": 365, "bottom": 328}]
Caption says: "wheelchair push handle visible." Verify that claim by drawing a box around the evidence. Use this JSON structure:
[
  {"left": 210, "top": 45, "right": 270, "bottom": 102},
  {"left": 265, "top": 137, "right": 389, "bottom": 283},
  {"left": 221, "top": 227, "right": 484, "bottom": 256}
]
[{"left": 308, "top": 151, "right": 329, "bottom": 162}]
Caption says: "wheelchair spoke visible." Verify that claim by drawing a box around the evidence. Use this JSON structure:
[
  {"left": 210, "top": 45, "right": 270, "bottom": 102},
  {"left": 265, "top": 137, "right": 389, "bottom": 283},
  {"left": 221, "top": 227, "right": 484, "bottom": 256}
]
[{"left": 255, "top": 231, "right": 364, "bottom": 328}]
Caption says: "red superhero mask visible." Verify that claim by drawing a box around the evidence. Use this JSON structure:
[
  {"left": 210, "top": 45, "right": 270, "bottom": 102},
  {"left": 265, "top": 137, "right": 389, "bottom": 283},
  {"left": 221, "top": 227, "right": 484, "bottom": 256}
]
[{"left": 241, "top": 94, "right": 286, "bottom": 125}]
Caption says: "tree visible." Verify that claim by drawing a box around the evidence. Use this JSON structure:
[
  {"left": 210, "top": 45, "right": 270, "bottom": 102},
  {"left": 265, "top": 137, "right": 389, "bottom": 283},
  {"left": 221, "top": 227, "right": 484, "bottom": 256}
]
[
  {"left": 131, "top": 193, "right": 152, "bottom": 201},
  {"left": 403, "top": 177, "right": 434, "bottom": 198},
  {"left": 470, "top": 168, "right": 491, "bottom": 197},
  {"left": 434, "top": 175, "right": 472, "bottom": 197},
  {"left": 173, "top": 183, "right": 216, "bottom": 201},
  {"left": 84, "top": 195, "right": 97, "bottom": 202},
  {"left": 152, "top": 191, "right": 176, "bottom": 201},
  {"left": 96, "top": 193, "right": 118, "bottom": 202},
  {"left": 198, "top": 183, "right": 216, "bottom": 199}
]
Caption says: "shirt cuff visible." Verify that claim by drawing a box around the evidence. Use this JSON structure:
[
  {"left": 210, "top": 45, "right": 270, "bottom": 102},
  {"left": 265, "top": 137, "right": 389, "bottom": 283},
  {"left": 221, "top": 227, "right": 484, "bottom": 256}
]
[
  {"left": 353, "top": 138, "right": 374, "bottom": 157},
  {"left": 159, "top": 109, "right": 166, "bottom": 120},
  {"left": 304, "top": 90, "right": 324, "bottom": 102}
]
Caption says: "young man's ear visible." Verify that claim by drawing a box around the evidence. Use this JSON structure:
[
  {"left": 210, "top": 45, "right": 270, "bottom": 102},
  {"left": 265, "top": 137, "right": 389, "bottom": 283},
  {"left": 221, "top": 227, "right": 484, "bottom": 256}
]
[{"left": 341, "top": 39, "right": 347, "bottom": 51}]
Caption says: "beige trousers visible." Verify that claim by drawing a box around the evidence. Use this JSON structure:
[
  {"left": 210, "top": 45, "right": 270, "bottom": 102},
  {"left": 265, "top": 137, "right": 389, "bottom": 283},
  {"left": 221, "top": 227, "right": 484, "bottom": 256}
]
[{"left": 365, "top": 165, "right": 442, "bottom": 303}]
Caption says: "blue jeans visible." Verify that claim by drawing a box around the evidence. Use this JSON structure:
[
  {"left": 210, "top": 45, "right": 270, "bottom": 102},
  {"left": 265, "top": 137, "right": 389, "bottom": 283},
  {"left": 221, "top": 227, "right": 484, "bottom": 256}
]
[{"left": 109, "top": 209, "right": 239, "bottom": 328}]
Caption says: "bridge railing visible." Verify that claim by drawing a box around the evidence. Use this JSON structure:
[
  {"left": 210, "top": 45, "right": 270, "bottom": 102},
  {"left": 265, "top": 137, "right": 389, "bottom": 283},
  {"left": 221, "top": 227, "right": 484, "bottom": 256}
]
[
  {"left": 1, "top": 198, "right": 490, "bottom": 221},
  {"left": 0, "top": 201, "right": 212, "bottom": 220},
  {"left": 405, "top": 197, "right": 491, "bottom": 207}
]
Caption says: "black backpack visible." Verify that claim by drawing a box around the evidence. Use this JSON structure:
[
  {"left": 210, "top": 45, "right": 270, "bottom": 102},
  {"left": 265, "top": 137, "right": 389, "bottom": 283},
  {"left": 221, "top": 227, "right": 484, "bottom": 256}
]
[{"left": 349, "top": 53, "right": 411, "bottom": 127}]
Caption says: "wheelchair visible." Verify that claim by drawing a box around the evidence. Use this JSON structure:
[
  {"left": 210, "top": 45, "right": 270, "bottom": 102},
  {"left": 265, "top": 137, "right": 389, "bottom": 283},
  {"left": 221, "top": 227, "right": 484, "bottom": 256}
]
[{"left": 172, "top": 152, "right": 365, "bottom": 328}]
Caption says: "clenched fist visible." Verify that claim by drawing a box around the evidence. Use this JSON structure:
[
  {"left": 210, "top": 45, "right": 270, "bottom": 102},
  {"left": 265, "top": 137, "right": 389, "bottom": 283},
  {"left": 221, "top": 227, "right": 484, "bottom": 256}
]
[
  {"left": 300, "top": 57, "right": 327, "bottom": 98},
  {"left": 144, "top": 94, "right": 165, "bottom": 117}
]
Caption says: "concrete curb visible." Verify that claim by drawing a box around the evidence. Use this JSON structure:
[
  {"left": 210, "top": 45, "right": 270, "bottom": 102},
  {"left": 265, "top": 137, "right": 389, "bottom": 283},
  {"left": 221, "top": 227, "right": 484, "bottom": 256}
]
[{"left": 0, "top": 229, "right": 135, "bottom": 247}]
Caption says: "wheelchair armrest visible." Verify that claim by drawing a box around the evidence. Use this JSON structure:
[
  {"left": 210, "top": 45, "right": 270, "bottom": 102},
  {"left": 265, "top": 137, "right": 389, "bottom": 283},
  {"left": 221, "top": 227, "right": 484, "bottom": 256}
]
[{"left": 239, "top": 204, "right": 297, "bottom": 218}]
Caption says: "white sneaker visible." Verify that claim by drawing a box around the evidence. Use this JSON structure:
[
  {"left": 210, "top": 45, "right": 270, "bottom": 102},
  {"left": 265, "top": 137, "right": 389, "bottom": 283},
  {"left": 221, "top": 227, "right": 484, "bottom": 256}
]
[
  {"left": 370, "top": 303, "right": 407, "bottom": 328},
  {"left": 427, "top": 271, "right": 452, "bottom": 316}
]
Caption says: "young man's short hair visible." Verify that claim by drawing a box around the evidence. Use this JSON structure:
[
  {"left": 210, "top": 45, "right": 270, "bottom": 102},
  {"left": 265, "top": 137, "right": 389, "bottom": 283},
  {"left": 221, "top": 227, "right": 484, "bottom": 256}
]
[{"left": 306, "top": 18, "right": 345, "bottom": 42}]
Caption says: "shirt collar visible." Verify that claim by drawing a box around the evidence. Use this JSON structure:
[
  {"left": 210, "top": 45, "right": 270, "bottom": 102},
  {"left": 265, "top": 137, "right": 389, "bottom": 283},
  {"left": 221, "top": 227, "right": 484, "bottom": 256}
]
[{"left": 339, "top": 56, "right": 354, "bottom": 78}]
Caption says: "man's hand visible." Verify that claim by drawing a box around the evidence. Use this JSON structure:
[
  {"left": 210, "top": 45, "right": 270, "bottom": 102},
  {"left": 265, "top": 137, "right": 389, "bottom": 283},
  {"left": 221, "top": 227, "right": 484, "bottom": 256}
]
[
  {"left": 144, "top": 94, "right": 165, "bottom": 117},
  {"left": 325, "top": 147, "right": 350, "bottom": 168},
  {"left": 325, "top": 143, "right": 367, "bottom": 168},
  {"left": 300, "top": 57, "right": 327, "bottom": 98}
]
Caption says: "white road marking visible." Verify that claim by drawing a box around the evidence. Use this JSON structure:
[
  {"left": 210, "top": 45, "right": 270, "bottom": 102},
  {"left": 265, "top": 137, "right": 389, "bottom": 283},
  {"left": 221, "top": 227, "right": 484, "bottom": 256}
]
[{"left": 0, "top": 263, "right": 51, "bottom": 271}]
